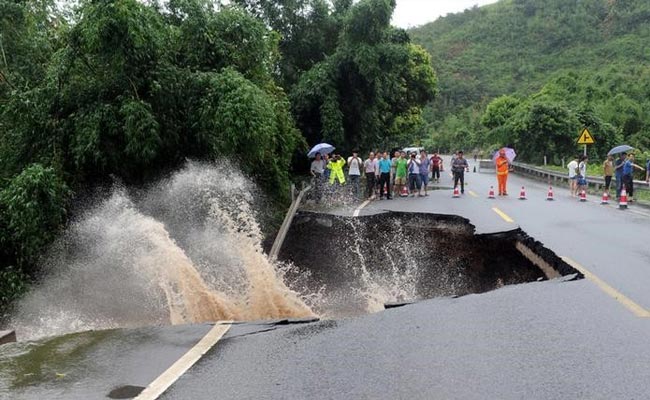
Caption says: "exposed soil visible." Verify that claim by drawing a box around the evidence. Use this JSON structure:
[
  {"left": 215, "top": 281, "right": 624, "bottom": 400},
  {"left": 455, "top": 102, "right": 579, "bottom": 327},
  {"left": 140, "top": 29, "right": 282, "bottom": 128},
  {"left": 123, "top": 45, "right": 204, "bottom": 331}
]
[{"left": 278, "top": 211, "right": 581, "bottom": 316}]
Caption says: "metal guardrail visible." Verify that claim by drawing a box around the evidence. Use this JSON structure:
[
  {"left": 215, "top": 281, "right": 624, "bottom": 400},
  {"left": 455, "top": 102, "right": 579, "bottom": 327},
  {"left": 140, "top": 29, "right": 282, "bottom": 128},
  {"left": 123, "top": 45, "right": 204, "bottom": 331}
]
[
  {"left": 269, "top": 183, "right": 312, "bottom": 261},
  {"left": 510, "top": 161, "right": 649, "bottom": 192}
]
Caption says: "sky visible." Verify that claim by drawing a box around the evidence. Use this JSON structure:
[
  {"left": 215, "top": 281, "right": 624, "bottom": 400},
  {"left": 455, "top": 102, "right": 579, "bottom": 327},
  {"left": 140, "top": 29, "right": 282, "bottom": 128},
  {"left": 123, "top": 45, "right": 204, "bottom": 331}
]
[{"left": 392, "top": 0, "right": 500, "bottom": 29}]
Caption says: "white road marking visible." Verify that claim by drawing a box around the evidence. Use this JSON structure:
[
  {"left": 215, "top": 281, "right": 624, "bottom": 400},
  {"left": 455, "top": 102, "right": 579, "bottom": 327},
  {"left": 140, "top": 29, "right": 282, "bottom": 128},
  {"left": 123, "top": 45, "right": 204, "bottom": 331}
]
[
  {"left": 353, "top": 200, "right": 371, "bottom": 217},
  {"left": 135, "top": 321, "right": 233, "bottom": 400}
]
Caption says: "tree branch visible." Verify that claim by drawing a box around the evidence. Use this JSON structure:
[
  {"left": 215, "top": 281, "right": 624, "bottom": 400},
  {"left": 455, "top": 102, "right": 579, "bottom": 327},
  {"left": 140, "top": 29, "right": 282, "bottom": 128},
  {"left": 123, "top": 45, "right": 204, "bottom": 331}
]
[{"left": 0, "top": 68, "right": 15, "bottom": 90}]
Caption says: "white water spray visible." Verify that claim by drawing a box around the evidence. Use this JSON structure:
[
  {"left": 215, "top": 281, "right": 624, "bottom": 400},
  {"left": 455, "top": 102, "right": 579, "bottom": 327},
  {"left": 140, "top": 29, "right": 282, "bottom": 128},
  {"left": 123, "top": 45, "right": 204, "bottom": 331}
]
[{"left": 10, "top": 162, "right": 315, "bottom": 340}]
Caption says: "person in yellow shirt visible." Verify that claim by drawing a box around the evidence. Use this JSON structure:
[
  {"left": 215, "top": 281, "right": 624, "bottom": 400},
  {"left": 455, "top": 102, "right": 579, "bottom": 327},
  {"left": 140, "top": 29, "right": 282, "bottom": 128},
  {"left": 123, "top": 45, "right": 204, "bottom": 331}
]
[
  {"left": 495, "top": 148, "right": 510, "bottom": 196},
  {"left": 327, "top": 154, "right": 346, "bottom": 185},
  {"left": 603, "top": 155, "right": 614, "bottom": 195}
]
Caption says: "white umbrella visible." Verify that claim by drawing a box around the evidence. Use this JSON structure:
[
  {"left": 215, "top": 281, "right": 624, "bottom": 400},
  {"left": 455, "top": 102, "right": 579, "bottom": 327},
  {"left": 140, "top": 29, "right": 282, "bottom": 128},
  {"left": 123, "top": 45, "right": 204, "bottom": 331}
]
[{"left": 308, "top": 143, "right": 335, "bottom": 158}]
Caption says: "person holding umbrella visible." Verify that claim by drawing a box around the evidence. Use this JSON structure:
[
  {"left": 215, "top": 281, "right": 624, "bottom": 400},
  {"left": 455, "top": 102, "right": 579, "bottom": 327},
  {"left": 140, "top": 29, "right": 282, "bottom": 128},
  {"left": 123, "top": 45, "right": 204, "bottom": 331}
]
[
  {"left": 614, "top": 153, "right": 626, "bottom": 199},
  {"left": 622, "top": 153, "right": 644, "bottom": 202},
  {"left": 310, "top": 153, "right": 325, "bottom": 202},
  {"left": 607, "top": 145, "right": 635, "bottom": 199},
  {"left": 308, "top": 143, "right": 335, "bottom": 199},
  {"left": 495, "top": 148, "right": 511, "bottom": 196}
]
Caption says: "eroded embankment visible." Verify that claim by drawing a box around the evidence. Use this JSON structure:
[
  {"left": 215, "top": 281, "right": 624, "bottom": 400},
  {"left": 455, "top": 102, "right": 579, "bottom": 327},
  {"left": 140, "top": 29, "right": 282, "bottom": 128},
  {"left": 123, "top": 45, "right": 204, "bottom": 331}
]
[{"left": 279, "top": 211, "right": 581, "bottom": 317}]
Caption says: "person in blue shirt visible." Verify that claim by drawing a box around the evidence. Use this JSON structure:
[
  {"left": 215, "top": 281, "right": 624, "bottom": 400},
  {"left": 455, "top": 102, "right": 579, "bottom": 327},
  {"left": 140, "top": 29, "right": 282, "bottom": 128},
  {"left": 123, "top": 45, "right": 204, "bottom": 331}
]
[
  {"left": 622, "top": 153, "right": 645, "bottom": 202},
  {"left": 377, "top": 152, "right": 392, "bottom": 200},
  {"left": 614, "top": 153, "right": 626, "bottom": 199}
]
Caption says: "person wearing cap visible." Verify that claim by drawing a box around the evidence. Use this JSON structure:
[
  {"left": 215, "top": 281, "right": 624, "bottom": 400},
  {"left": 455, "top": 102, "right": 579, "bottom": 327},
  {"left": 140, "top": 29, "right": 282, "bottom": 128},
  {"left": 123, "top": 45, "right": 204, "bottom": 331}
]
[
  {"left": 495, "top": 148, "right": 510, "bottom": 196},
  {"left": 451, "top": 150, "right": 469, "bottom": 194}
]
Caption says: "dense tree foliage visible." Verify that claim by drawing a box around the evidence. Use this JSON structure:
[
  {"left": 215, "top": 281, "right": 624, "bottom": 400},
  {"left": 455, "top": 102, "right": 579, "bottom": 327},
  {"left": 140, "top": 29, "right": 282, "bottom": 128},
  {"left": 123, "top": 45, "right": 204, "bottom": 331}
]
[
  {"left": 0, "top": 0, "right": 436, "bottom": 314},
  {"left": 410, "top": 0, "right": 650, "bottom": 159},
  {"left": 291, "top": 0, "right": 437, "bottom": 152}
]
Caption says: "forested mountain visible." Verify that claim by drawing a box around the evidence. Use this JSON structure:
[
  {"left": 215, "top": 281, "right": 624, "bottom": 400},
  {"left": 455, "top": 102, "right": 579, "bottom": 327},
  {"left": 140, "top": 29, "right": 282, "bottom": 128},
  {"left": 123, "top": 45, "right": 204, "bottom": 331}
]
[{"left": 409, "top": 0, "right": 650, "bottom": 161}]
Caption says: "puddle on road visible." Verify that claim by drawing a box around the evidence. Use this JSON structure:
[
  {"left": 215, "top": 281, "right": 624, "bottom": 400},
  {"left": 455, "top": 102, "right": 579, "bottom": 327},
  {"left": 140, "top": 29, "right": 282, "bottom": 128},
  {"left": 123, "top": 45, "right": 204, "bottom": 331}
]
[{"left": 279, "top": 211, "right": 582, "bottom": 317}]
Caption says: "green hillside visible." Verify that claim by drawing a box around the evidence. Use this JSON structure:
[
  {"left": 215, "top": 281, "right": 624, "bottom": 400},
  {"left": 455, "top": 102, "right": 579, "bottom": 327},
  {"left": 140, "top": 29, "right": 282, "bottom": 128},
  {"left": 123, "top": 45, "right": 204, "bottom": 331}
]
[{"left": 409, "top": 0, "right": 650, "bottom": 161}]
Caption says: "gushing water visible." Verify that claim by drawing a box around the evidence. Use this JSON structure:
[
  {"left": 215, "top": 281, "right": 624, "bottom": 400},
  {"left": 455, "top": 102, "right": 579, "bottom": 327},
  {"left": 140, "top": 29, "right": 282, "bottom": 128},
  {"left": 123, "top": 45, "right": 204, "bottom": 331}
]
[
  {"left": 10, "top": 162, "right": 315, "bottom": 340},
  {"left": 344, "top": 220, "right": 420, "bottom": 313}
]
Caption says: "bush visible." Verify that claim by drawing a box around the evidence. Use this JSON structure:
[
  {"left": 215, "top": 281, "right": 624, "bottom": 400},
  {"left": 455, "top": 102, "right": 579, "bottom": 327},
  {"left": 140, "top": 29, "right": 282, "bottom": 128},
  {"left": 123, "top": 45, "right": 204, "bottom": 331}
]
[
  {"left": 0, "top": 164, "right": 70, "bottom": 274},
  {"left": 0, "top": 266, "right": 28, "bottom": 316}
]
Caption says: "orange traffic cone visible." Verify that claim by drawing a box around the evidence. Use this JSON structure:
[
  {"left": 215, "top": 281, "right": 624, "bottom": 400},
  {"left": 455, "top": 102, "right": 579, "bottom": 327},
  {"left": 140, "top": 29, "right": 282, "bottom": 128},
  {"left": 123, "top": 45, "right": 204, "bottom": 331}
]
[
  {"left": 579, "top": 189, "right": 587, "bottom": 202},
  {"left": 519, "top": 186, "right": 527, "bottom": 200},
  {"left": 453, "top": 186, "right": 460, "bottom": 198},
  {"left": 488, "top": 186, "right": 495, "bottom": 199},
  {"left": 601, "top": 191, "right": 609, "bottom": 205},
  {"left": 619, "top": 188, "right": 628, "bottom": 209},
  {"left": 546, "top": 186, "right": 554, "bottom": 201}
]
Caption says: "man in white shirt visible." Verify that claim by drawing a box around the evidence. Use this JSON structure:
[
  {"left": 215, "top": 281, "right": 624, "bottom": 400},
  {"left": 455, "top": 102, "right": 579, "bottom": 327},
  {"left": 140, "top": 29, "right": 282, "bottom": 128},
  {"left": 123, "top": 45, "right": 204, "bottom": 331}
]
[
  {"left": 364, "top": 152, "right": 377, "bottom": 199},
  {"left": 567, "top": 156, "right": 579, "bottom": 197},
  {"left": 310, "top": 153, "right": 325, "bottom": 203},
  {"left": 347, "top": 151, "right": 362, "bottom": 199}
]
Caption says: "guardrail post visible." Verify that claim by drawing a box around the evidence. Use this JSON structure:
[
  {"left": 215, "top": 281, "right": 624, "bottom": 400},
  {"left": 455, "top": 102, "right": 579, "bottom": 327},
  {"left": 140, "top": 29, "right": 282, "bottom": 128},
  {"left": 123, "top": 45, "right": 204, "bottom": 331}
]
[{"left": 269, "top": 184, "right": 312, "bottom": 261}]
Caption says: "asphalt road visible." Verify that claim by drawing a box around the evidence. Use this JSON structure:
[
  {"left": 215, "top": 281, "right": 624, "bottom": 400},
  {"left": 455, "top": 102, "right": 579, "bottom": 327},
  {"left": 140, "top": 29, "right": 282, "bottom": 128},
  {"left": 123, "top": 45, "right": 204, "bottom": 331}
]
[
  {"left": 356, "top": 158, "right": 650, "bottom": 311},
  {"left": 158, "top": 160, "right": 650, "bottom": 399},
  {"left": 2, "top": 159, "right": 650, "bottom": 399}
]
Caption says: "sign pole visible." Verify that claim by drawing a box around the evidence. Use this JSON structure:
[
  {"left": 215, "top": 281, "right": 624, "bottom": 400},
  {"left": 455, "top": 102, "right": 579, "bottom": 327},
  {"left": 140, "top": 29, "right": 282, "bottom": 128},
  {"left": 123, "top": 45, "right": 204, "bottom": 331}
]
[{"left": 578, "top": 128, "right": 594, "bottom": 157}]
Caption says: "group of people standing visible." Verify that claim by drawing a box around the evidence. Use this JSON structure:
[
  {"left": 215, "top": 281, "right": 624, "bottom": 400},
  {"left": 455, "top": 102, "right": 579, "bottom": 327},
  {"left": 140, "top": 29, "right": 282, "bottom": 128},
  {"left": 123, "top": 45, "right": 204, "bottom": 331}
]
[
  {"left": 568, "top": 152, "right": 650, "bottom": 202},
  {"left": 310, "top": 150, "right": 445, "bottom": 201}
]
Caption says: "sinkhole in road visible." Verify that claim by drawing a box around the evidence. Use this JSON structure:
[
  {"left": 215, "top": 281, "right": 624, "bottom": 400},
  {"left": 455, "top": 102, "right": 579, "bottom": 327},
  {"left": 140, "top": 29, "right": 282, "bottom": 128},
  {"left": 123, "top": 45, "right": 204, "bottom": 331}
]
[{"left": 279, "top": 211, "right": 582, "bottom": 317}]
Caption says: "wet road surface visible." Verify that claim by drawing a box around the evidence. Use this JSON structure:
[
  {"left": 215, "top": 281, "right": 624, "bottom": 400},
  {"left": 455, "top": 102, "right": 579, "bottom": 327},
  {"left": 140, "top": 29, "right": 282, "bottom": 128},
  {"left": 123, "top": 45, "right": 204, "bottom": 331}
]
[
  {"left": 162, "top": 278, "right": 650, "bottom": 399},
  {"left": 2, "top": 159, "right": 650, "bottom": 399}
]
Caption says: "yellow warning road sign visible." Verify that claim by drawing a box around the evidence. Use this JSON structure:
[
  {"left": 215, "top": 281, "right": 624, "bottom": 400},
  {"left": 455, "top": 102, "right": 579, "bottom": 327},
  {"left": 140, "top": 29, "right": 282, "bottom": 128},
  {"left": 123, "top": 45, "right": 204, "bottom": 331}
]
[{"left": 578, "top": 128, "right": 595, "bottom": 144}]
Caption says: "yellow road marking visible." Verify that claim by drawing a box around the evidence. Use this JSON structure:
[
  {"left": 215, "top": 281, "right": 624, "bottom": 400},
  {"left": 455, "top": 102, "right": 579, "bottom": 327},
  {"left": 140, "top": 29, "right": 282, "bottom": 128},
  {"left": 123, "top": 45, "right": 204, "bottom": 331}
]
[
  {"left": 562, "top": 257, "right": 650, "bottom": 318},
  {"left": 468, "top": 191, "right": 478, "bottom": 198},
  {"left": 135, "top": 321, "right": 233, "bottom": 399},
  {"left": 492, "top": 207, "right": 514, "bottom": 223}
]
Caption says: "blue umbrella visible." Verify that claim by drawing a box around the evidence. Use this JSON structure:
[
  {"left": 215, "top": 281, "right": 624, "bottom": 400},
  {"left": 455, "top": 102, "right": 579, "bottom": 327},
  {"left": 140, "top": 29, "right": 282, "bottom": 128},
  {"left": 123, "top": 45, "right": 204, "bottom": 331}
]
[
  {"left": 308, "top": 143, "right": 335, "bottom": 158},
  {"left": 607, "top": 144, "right": 634, "bottom": 156}
]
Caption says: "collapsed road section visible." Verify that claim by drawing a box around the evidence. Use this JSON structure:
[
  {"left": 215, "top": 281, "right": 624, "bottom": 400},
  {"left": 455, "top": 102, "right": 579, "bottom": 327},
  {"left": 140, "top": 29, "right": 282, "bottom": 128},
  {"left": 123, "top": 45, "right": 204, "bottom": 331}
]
[{"left": 278, "top": 211, "right": 582, "bottom": 317}]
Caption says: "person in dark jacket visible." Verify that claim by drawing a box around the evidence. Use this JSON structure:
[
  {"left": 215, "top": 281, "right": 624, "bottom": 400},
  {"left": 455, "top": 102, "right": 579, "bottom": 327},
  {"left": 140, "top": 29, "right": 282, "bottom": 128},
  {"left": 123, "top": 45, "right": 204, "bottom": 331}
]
[{"left": 451, "top": 151, "right": 469, "bottom": 194}]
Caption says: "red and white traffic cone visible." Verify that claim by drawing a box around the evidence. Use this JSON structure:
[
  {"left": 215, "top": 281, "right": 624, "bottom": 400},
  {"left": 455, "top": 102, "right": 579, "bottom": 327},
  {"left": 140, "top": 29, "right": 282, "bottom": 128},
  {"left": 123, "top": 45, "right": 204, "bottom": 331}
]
[
  {"left": 619, "top": 188, "right": 628, "bottom": 209},
  {"left": 488, "top": 186, "right": 495, "bottom": 199},
  {"left": 579, "top": 189, "right": 587, "bottom": 202},
  {"left": 453, "top": 186, "right": 460, "bottom": 198},
  {"left": 519, "top": 186, "right": 527, "bottom": 200},
  {"left": 601, "top": 191, "right": 609, "bottom": 205},
  {"left": 400, "top": 185, "right": 409, "bottom": 197},
  {"left": 546, "top": 186, "right": 554, "bottom": 201}
]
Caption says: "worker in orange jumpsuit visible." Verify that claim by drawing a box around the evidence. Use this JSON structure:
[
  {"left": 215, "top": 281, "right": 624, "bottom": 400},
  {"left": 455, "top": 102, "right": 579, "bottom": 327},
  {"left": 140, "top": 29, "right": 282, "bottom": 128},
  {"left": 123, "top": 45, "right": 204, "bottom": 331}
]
[{"left": 495, "top": 148, "right": 510, "bottom": 196}]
